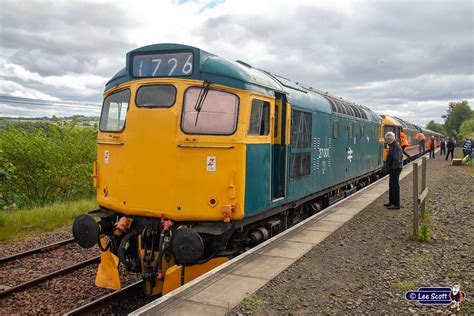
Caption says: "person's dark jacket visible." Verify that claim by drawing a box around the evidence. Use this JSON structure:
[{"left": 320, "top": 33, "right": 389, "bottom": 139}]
[
  {"left": 385, "top": 141, "right": 403, "bottom": 172},
  {"left": 447, "top": 139, "right": 456, "bottom": 150}
]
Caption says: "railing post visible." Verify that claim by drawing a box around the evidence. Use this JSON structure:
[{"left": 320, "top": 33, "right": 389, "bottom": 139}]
[
  {"left": 421, "top": 157, "right": 427, "bottom": 218},
  {"left": 413, "top": 162, "right": 419, "bottom": 237}
]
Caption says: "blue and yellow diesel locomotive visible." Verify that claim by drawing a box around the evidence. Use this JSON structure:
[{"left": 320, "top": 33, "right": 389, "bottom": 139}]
[{"left": 73, "top": 43, "right": 388, "bottom": 295}]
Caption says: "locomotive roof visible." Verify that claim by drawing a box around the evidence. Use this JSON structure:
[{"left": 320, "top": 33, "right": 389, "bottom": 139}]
[
  {"left": 106, "top": 43, "right": 379, "bottom": 122},
  {"left": 392, "top": 116, "right": 420, "bottom": 132}
]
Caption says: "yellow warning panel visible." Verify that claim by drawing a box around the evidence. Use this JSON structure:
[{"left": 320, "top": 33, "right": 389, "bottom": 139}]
[{"left": 162, "top": 257, "right": 229, "bottom": 295}]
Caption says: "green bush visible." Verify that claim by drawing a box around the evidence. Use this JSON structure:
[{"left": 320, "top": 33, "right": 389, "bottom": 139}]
[
  {"left": 418, "top": 224, "right": 432, "bottom": 243},
  {"left": 0, "top": 121, "right": 97, "bottom": 208}
]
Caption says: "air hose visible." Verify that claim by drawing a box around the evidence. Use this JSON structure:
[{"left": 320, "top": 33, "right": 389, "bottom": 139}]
[
  {"left": 154, "top": 230, "right": 167, "bottom": 280},
  {"left": 117, "top": 231, "right": 136, "bottom": 266},
  {"left": 97, "top": 235, "right": 111, "bottom": 252}
]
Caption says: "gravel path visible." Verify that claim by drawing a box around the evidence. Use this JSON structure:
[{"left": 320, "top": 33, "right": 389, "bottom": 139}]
[{"left": 232, "top": 152, "right": 473, "bottom": 314}]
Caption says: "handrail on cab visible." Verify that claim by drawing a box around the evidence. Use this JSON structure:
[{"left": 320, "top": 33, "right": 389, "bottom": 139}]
[
  {"left": 177, "top": 144, "right": 234, "bottom": 149},
  {"left": 96, "top": 141, "right": 124, "bottom": 145}
]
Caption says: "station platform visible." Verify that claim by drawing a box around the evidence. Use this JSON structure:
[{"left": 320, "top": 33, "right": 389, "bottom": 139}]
[{"left": 131, "top": 158, "right": 427, "bottom": 316}]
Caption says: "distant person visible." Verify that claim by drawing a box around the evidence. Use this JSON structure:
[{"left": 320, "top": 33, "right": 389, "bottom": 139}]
[
  {"left": 446, "top": 137, "right": 456, "bottom": 160},
  {"left": 439, "top": 137, "right": 446, "bottom": 156},
  {"left": 463, "top": 138, "right": 472, "bottom": 158},
  {"left": 416, "top": 131, "right": 426, "bottom": 155},
  {"left": 426, "top": 135, "right": 437, "bottom": 158},
  {"left": 399, "top": 131, "right": 411, "bottom": 159},
  {"left": 383, "top": 132, "right": 403, "bottom": 210}
]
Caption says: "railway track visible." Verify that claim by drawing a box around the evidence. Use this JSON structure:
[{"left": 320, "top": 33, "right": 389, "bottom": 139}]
[
  {"left": 0, "top": 238, "right": 75, "bottom": 264},
  {"left": 64, "top": 281, "right": 143, "bottom": 315},
  {"left": 0, "top": 238, "right": 100, "bottom": 299}
]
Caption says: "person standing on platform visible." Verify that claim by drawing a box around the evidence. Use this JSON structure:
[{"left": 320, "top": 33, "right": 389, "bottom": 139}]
[
  {"left": 446, "top": 137, "right": 456, "bottom": 160},
  {"left": 426, "top": 135, "right": 437, "bottom": 158},
  {"left": 440, "top": 137, "right": 446, "bottom": 157},
  {"left": 416, "top": 131, "right": 426, "bottom": 155},
  {"left": 383, "top": 132, "right": 403, "bottom": 210},
  {"left": 400, "top": 131, "right": 411, "bottom": 159}
]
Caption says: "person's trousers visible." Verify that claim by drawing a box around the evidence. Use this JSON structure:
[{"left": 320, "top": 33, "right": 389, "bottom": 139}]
[
  {"left": 419, "top": 142, "right": 425, "bottom": 154},
  {"left": 440, "top": 147, "right": 446, "bottom": 156},
  {"left": 402, "top": 146, "right": 410, "bottom": 158},
  {"left": 429, "top": 148, "right": 435, "bottom": 158},
  {"left": 445, "top": 149, "right": 454, "bottom": 160},
  {"left": 389, "top": 168, "right": 402, "bottom": 207}
]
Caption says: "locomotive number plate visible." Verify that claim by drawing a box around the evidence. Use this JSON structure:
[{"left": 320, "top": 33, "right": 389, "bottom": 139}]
[{"left": 131, "top": 52, "right": 193, "bottom": 77}]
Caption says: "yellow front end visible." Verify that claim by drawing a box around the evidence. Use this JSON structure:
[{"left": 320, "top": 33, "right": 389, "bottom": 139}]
[
  {"left": 95, "top": 79, "right": 255, "bottom": 222},
  {"left": 379, "top": 114, "right": 401, "bottom": 161}
]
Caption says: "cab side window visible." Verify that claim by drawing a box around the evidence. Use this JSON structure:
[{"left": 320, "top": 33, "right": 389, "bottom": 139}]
[
  {"left": 248, "top": 99, "right": 270, "bottom": 136},
  {"left": 100, "top": 89, "right": 130, "bottom": 132}
]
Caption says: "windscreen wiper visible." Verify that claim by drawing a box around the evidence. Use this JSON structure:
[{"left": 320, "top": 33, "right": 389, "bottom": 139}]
[{"left": 194, "top": 80, "right": 211, "bottom": 126}]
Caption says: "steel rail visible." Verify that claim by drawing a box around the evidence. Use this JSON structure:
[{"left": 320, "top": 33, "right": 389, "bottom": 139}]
[
  {"left": 63, "top": 280, "right": 143, "bottom": 316},
  {"left": 0, "top": 256, "right": 100, "bottom": 298},
  {"left": 0, "top": 238, "right": 76, "bottom": 265}
]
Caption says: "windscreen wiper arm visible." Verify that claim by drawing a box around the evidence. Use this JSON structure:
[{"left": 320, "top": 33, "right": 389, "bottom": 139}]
[{"left": 194, "top": 80, "right": 211, "bottom": 126}]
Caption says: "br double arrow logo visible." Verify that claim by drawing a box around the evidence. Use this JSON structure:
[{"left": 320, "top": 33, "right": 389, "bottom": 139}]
[{"left": 347, "top": 147, "right": 353, "bottom": 162}]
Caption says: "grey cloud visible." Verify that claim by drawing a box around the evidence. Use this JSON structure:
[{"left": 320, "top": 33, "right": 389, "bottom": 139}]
[
  {"left": 0, "top": 77, "right": 103, "bottom": 103},
  {"left": 342, "top": 74, "right": 474, "bottom": 104},
  {"left": 194, "top": 1, "right": 473, "bottom": 124},
  {"left": 200, "top": 1, "right": 473, "bottom": 84},
  {"left": 0, "top": 101, "right": 100, "bottom": 118},
  {"left": 1, "top": 0, "right": 473, "bottom": 123},
  {"left": 0, "top": 0, "right": 135, "bottom": 77}
]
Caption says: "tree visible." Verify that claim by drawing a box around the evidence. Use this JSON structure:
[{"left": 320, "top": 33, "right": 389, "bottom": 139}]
[
  {"left": 0, "top": 149, "right": 16, "bottom": 208},
  {"left": 444, "top": 100, "right": 473, "bottom": 138},
  {"left": 459, "top": 118, "right": 474, "bottom": 138},
  {"left": 426, "top": 120, "right": 445, "bottom": 134}
]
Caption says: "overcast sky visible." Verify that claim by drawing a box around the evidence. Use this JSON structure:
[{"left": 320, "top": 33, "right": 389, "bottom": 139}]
[{"left": 0, "top": 0, "right": 473, "bottom": 125}]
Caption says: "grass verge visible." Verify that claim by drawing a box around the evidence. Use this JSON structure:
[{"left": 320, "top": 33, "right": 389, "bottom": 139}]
[
  {"left": 392, "top": 280, "right": 416, "bottom": 291},
  {"left": 0, "top": 199, "right": 97, "bottom": 241},
  {"left": 467, "top": 163, "right": 474, "bottom": 176},
  {"left": 241, "top": 295, "right": 266, "bottom": 310}
]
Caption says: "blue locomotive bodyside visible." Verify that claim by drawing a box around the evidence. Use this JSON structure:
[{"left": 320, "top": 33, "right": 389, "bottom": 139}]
[{"left": 244, "top": 77, "right": 382, "bottom": 216}]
